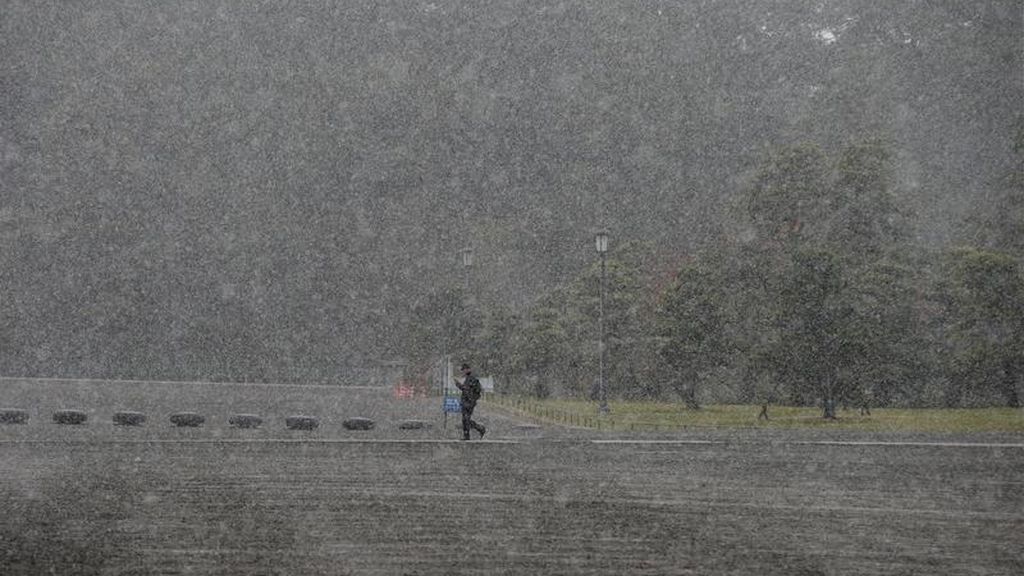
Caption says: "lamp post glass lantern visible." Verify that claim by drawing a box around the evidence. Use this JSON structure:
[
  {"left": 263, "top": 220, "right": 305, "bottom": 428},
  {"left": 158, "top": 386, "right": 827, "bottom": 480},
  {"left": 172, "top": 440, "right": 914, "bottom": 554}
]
[
  {"left": 459, "top": 247, "right": 474, "bottom": 297},
  {"left": 445, "top": 246, "right": 476, "bottom": 433},
  {"left": 595, "top": 231, "right": 609, "bottom": 415},
  {"left": 460, "top": 247, "right": 474, "bottom": 268}
]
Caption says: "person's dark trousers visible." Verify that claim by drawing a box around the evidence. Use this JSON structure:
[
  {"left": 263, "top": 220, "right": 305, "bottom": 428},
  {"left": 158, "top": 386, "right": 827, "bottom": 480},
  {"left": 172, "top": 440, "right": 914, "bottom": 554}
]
[{"left": 461, "top": 405, "right": 484, "bottom": 439}]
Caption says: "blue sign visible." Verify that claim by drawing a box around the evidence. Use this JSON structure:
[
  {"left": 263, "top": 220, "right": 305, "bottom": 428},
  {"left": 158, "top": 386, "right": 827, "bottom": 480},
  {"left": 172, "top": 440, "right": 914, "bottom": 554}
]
[{"left": 443, "top": 397, "right": 462, "bottom": 413}]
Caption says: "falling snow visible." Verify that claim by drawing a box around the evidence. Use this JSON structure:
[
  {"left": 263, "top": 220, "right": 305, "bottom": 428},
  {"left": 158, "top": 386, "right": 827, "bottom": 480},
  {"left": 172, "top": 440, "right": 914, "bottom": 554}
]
[{"left": 1, "top": 1, "right": 1022, "bottom": 574}]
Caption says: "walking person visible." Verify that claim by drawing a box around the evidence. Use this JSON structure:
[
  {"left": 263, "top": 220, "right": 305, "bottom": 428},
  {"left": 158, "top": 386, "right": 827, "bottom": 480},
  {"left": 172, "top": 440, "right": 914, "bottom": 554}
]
[{"left": 454, "top": 363, "right": 486, "bottom": 440}]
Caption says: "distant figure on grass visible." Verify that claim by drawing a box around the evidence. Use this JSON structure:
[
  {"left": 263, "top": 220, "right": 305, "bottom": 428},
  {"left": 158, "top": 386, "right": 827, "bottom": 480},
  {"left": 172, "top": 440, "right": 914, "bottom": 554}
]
[{"left": 454, "top": 363, "right": 486, "bottom": 440}]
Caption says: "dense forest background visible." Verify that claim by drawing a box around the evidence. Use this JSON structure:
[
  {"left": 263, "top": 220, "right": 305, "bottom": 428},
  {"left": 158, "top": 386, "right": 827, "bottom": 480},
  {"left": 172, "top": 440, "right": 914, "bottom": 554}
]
[{"left": 1, "top": 1, "right": 1021, "bottom": 407}]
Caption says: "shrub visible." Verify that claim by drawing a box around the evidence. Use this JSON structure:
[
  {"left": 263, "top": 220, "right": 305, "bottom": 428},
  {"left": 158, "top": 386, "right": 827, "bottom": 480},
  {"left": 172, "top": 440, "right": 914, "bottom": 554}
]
[
  {"left": 285, "top": 415, "right": 319, "bottom": 430},
  {"left": 398, "top": 419, "right": 431, "bottom": 430},
  {"left": 229, "top": 414, "right": 263, "bottom": 429},
  {"left": 53, "top": 410, "right": 88, "bottom": 425},
  {"left": 0, "top": 408, "right": 29, "bottom": 424},
  {"left": 112, "top": 411, "right": 146, "bottom": 426},
  {"left": 343, "top": 417, "right": 375, "bottom": 431},
  {"left": 169, "top": 412, "right": 204, "bottom": 427}
]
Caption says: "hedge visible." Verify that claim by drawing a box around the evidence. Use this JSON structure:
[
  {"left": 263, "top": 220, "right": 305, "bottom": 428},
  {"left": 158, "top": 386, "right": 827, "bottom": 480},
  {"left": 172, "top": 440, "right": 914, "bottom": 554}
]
[
  {"left": 53, "top": 409, "right": 88, "bottom": 425},
  {"left": 285, "top": 415, "right": 319, "bottom": 430},
  {"left": 343, "top": 417, "right": 375, "bottom": 431},
  {"left": 0, "top": 408, "right": 30, "bottom": 424},
  {"left": 169, "top": 412, "right": 204, "bottom": 427},
  {"left": 229, "top": 414, "right": 263, "bottom": 429},
  {"left": 113, "top": 411, "right": 146, "bottom": 426}
]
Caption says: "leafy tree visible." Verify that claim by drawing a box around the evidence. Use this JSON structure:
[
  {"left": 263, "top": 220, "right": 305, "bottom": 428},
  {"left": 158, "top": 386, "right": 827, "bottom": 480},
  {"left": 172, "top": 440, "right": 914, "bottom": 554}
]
[
  {"left": 400, "top": 284, "right": 478, "bottom": 376},
  {"left": 500, "top": 240, "right": 660, "bottom": 400},
  {"left": 737, "top": 140, "right": 918, "bottom": 415},
  {"left": 837, "top": 256, "right": 923, "bottom": 409},
  {"left": 469, "top": 305, "right": 520, "bottom": 386},
  {"left": 507, "top": 297, "right": 578, "bottom": 398},
  {"left": 828, "top": 140, "right": 908, "bottom": 260},
  {"left": 746, "top": 144, "right": 830, "bottom": 244},
  {"left": 943, "top": 247, "right": 1024, "bottom": 407},
  {"left": 655, "top": 257, "right": 731, "bottom": 408},
  {"left": 970, "top": 116, "right": 1024, "bottom": 257},
  {"left": 772, "top": 249, "right": 857, "bottom": 416},
  {"left": 570, "top": 241, "right": 661, "bottom": 401}
]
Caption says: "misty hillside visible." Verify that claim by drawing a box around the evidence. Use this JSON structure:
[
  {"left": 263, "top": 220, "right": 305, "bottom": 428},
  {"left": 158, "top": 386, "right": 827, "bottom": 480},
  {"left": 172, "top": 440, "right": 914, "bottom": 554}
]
[{"left": 1, "top": 0, "right": 1020, "bottom": 382}]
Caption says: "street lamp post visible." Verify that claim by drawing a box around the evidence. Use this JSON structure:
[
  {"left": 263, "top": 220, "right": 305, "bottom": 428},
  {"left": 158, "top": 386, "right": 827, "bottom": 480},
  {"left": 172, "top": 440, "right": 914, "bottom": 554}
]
[
  {"left": 459, "top": 245, "right": 474, "bottom": 347},
  {"left": 458, "top": 243, "right": 473, "bottom": 303},
  {"left": 445, "top": 246, "right": 475, "bottom": 432},
  {"left": 460, "top": 245, "right": 471, "bottom": 280},
  {"left": 595, "top": 230, "right": 609, "bottom": 415}
]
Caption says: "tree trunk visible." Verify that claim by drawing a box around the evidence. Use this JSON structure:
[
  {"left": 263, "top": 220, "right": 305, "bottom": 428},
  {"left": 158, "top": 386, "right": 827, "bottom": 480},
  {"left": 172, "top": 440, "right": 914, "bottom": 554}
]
[
  {"left": 821, "top": 373, "right": 838, "bottom": 419},
  {"left": 684, "top": 384, "right": 700, "bottom": 410},
  {"left": 673, "top": 377, "right": 700, "bottom": 410},
  {"left": 822, "top": 397, "right": 837, "bottom": 419},
  {"left": 1002, "top": 359, "right": 1021, "bottom": 408}
]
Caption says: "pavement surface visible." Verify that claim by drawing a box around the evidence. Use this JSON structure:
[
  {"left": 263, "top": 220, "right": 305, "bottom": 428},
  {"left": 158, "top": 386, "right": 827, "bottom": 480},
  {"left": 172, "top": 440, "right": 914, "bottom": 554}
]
[{"left": 1, "top": 379, "right": 1022, "bottom": 575}]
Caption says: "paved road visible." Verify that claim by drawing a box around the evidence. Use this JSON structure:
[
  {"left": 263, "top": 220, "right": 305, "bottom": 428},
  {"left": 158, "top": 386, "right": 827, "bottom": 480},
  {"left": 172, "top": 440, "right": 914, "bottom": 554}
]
[
  {"left": 2, "top": 436, "right": 1022, "bottom": 575},
  {"left": 2, "top": 380, "right": 1022, "bottom": 574}
]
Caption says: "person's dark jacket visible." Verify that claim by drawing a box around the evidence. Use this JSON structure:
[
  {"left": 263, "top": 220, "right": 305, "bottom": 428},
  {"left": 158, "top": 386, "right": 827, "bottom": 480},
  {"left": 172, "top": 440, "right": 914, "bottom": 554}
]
[{"left": 456, "top": 375, "right": 482, "bottom": 408}]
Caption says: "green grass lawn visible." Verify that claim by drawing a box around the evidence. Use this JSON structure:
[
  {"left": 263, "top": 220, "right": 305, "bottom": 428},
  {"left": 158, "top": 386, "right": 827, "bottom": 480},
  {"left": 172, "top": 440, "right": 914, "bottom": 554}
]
[{"left": 487, "top": 395, "right": 1024, "bottom": 433}]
